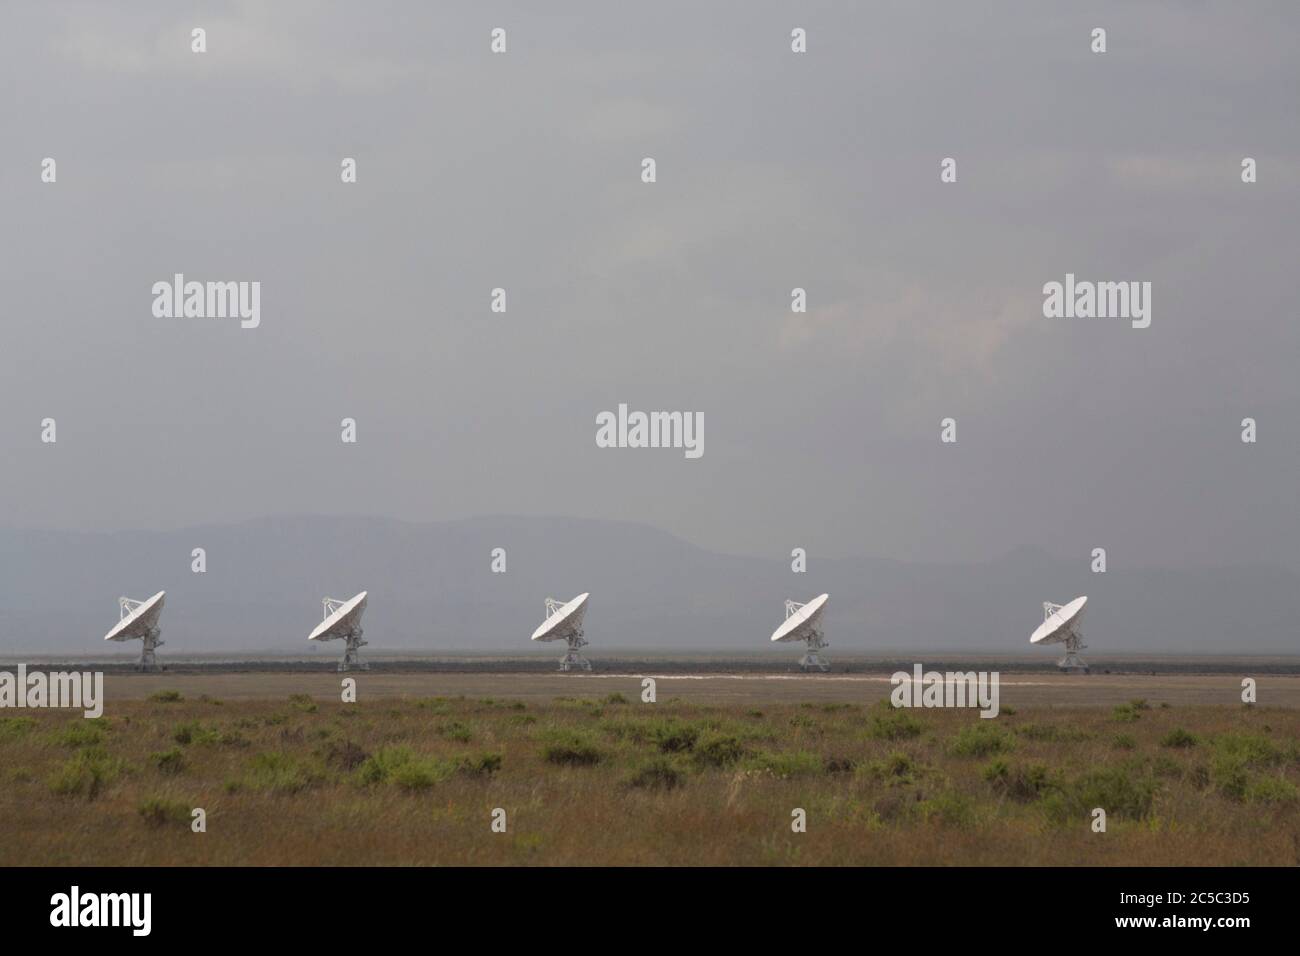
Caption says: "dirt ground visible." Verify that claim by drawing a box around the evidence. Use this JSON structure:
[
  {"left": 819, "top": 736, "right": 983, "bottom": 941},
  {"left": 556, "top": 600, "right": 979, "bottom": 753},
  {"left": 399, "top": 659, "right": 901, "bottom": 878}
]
[{"left": 94, "top": 670, "right": 1295, "bottom": 708}]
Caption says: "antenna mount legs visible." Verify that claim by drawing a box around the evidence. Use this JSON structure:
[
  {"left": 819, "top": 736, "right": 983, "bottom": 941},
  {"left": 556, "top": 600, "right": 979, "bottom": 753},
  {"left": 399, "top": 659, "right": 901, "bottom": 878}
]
[
  {"left": 137, "top": 628, "right": 163, "bottom": 672},
  {"left": 1057, "top": 631, "right": 1088, "bottom": 674},
  {"left": 799, "top": 630, "right": 829, "bottom": 672},
  {"left": 558, "top": 630, "right": 592, "bottom": 672},
  {"left": 340, "top": 629, "right": 369, "bottom": 672}
]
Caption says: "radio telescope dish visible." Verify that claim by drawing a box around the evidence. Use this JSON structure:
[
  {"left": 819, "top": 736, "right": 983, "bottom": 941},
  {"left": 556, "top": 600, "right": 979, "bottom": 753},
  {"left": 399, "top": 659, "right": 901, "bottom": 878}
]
[
  {"left": 1031, "top": 595, "right": 1089, "bottom": 674},
  {"left": 103, "top": 590, "right": 166, "bottom": 672},
  {"left": 308, "top": 590, "right": 369, "bottom": 672},
  {"left": 770, "top": 593, "right": 830, "bottom": 672},
  {"left": 531, "top": 592, "right": 591, "bottom": 672}
]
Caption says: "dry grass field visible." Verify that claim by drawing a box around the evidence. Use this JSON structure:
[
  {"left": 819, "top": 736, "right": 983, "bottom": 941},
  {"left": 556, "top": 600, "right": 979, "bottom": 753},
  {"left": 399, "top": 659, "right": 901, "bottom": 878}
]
[{"left": 2, "top": 682, "right": 1298, "bottom": 865}]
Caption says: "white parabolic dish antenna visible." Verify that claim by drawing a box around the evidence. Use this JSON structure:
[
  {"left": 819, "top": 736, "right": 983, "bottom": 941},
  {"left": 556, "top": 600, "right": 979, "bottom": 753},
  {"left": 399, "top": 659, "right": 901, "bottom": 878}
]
[
  {"left": 532, "top": 592, "right": 591, "bottom": 672},
  {"left": 308, "top": 590, "right": 369, "bottom": 672},
  {"left": 1030, "top": 595, "right": 1089, "bottom": 673},
  {"left": 103, "top": 590, "right": 166, "bottom": 672},
  {"left": 770, "top": 593, "right": 830, "bottom": 672}
]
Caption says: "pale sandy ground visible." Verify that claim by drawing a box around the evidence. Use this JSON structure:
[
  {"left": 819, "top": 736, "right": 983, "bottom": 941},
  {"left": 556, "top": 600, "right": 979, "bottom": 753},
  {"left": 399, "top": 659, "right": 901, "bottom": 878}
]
[{"left": 96, "top": 670, "right": 1299, "bottom": 708}]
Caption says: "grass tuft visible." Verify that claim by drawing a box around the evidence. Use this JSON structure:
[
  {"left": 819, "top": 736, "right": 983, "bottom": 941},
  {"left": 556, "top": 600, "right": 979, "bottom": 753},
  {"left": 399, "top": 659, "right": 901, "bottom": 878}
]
[
  {"left": 626, "top": 757, "right": 685, "bottom": 790},
  {"left": 1160, "top": 728, "right": 1198, "bottom": 749},
  {"left": 867, "top": 703, "right": 923, "bottom": 741},
  {"left": 151, "top": 748, "right": 186, "bottom": 775},
  {"left": 138, "top": 796, "right": 191, "bottom": 827},
  {"left": 242, "top": 752, "right": 319, "bottom": 794},
  {"left": 540, "top": 731, "right": 603, "bottom": 767},
  {"left": 948, "top": 723, "right": 1014, "bottom": 758},
  {"left": 48, "top": 748, "right": 125, "bottom": 800},
  {"left": 0, "top": 717, "right": 37, "bottom": 739}
]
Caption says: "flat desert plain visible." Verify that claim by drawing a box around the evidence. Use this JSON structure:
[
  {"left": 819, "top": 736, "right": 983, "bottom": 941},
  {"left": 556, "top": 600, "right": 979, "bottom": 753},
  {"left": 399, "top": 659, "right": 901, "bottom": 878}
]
[
  {"left": 2, "top": 665, "right": 1298, "bottom": 866},
  {"left": 93, "top": 669, "right": 1300, "bottom": 708}
]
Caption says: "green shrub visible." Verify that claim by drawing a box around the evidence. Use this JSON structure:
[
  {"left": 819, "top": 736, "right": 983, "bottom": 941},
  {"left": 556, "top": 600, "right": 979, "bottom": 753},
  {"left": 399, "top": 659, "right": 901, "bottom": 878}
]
[
  {"left": 597, "top": 718, "right": 643, "bottom": 742},
  {"left": 1151, "top": 754, "right": 1183, "bottom": 779},
  {"left": 1200, "top": 733, "right": 1298, "bottom": 802},
  {"left": 243, "top": 752, "right": 318, "bottom": 794},
  {"left": 51, "top": 720, "right": 107, "bottom": 748},
  {"left": 138, "top": 797, "right": 191, "bottom": 827},
  {"left": 1061, "top": 765, "right": 1158, "bottom": 821},
  {"left": 1160, "top": 728, "right": 1198, "bottom": 749},
  {"left": 356, "top": 746, "right": 416, "bottom": 785},
  {"left": 693, "top": 733, "right": 747, "bottom": 768},
  {"left": 391, "top": 758, "right": 456, "bottom": 790},
  {"left": 0, "top": 717, "right": 36, "bottom": 739},
  {"left": 173, "top": 721, "right": 220, "bottom": 746},
  {"left": 151, "top": 748, "right": 186, "bottom": 775},
  {"left": 437, "top": 720, "right": 473, "bottom": 743},
  {"left": 626, "top": 757, "right": 685, "bottom": 790},
  {"left": 148, "top": 690, "right": 183, "bottom": 703},
  {"left": 1210, "top": 753, "right": 1250, "bottom": 801},
  {"left": 984, "top": 760, "right": 1056, "bottom": 801},
  {"left": 1213, "top": 733, "right": 1283, "bottom": 767},
  {"left": 918, "top": 790, "right": 977, "bottom": 828},
  {"left": 603, "top": 693, "right": 629, "bottom": 705},
  {"left": 541, "top": 731, "right": 602, "bottom": 766},
  {"left": 651, "top": 720, "right": 700, "bottom": 754},
  {"left": 48, "top": 749, "right": 124, "bottom": 799},
  {"left": 1112, "top": 704, "right": 1141, "bottom": 722},
  {"left": 458, "top": 752, "right": 503, "bottom": 777},
  {"left": 288, "top": 693, "right": 317, "bottom": 713},
  {"left": 868, "top": 749, "right": 920, "bottom": 780},
  {"left": 1112, "top": 734, "right": 1137, "bottom": 750},
  {"left": 948, "top": 724, "right": 1014, "bottom": 758},
  {"left": 983, "top": 758, "right": 1009, "bottom": 782},
  {"left": 1246, "top": 775, "right": 1299, "bottom": 804},
  {"left": 867, "top": 705, "right": 923, "bottom": 741}
]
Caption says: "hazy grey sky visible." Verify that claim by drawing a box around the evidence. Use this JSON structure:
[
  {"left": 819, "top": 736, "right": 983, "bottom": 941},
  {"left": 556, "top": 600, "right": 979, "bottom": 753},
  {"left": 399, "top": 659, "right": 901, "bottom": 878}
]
[{"left": 3, "top": 1, "right": 1298, "bottom": 572}]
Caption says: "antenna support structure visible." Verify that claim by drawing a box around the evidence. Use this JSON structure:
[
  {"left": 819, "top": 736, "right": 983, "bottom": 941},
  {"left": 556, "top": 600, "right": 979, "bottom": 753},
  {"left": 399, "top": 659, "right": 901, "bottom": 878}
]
[
  {"left": 1043, "top": 601, "right": 1088, "bottom": 674},
  {"left": 119, "top": 596, "right": 163, "bottom": 672},
  {"left": 786, "top": 598, "right": 829, "bottom": 672},
  {"left": 545, "top": 597, "right": 592, "bottom": 673},
  {"left": 323, "top": 596, "right": 369, "bottom": 672}
]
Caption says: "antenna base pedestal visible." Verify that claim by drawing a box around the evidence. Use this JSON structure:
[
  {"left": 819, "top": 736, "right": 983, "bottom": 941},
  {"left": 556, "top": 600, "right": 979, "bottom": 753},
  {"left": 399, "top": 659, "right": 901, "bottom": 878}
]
[
  {"left": 339, "top": 633, "right": 369, "bottom": 672},
  {"left": 136, "top": 631, "right": 163, "bottom": 673},
  {"left": 558, "top": 633, "right": 591, "bottom": 673},
  {"left": 1056, "top": 633, "right": 1089, "bottom": 674},
  {"left": 798, "top": 633, "right": 829, "bottom": 673},
  {"left": 798, "top": 653, "right": 829, "bottom": 672}
]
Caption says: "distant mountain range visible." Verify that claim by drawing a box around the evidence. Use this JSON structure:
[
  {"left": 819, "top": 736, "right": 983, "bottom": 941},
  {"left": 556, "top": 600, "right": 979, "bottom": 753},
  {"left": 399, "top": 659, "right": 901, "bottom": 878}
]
[{"left": 1, "top": 515, "right": 1297, "bottom": 654}]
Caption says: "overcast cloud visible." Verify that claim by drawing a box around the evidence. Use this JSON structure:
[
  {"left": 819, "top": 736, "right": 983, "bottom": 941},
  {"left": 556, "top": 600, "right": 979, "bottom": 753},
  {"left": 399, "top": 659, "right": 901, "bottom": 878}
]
[{"left": 2, "top": 1, "right": 1298, "bottom": 574}]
